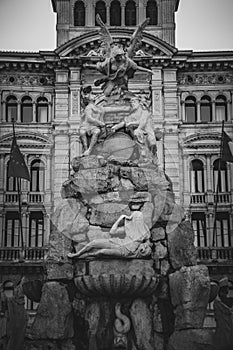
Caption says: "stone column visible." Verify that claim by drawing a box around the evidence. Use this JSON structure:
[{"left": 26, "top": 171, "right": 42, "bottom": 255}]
[
  {"left": 138, "top": 0, "right": 144, "bottom": 23},
  {"left": 163, "top": 68, "right": 180, "bottom": 202},
  {"left": 227, "top": 99, "right": 231, "bottom": 121},
  {"left": 197, "top": 101, "right": 201, "bottom": 122},
  {"left": 54, "top": 68, "right": 70, "bottom": 204},
  {"left": 69, "top": 67, "right": 81, "bottom": 122},
  {"left": 121, "top": 5, "right": 125, "bottom": 26},
  {"left": 70, "top": 132, "right": 82, "bottom": 161},
  {"left": 106, "top": 4, "right": 110, "bottom": 25},
  {"left": 48, "top": 102, "right": 52, "bottom": 122},
  {"left": 212, "top": 100, "right": 216, "bottom": 122},
  {"left": 44, "top": 213, "right": 50, "bottom": 245},
  {"left": 1, "top": 101, "right": 6, "bottom": 122},
  {"left": 32, "top": 102, "right": 36, "bottom": 122},
  {"left": 180, "top": 100, "right": 185, "bottom": 122},
  {"left": 183, "top": 155, "right": 191, "bottom": 210},
  {"left": 44, "top": 155, "right": 52, "bottom": 206},
  {"left": 0, "top": 212, "right": 3, "bottom": 246}
]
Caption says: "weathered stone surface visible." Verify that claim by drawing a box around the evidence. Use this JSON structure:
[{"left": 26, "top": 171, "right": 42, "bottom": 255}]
[
  {"left": 169, "top": 265, "right": 210, "bottom": 330},
  {"left": 160, "top": 259, "right": 171, "bottom": 276},
  {"left": 167, "top": 329, "right": 213, "bottom": 350},
  {"left": 70, "top": 166, "right": 120, "bottom": 194},
  {"left": 46, "top": 261, "right": 73, "bottom": 281},
  {"left": 72, "top": 154, "right": 106, "bottom": 171},
  {"left": 141, "top": 201, "right": 154, "bottom": 229},
  {"left": 27, "top": 282, "right": 73, "bottom": 340},
  {"left": 153, "top": 303, "right": 163, "bottom": 333},
  {"left": 130, "top": 299, "right": 154, "bottom": 350},
  {"left": 89, "top": 202, "right": 130, "bottom": 227},
  {"left": 85, "top": 259, "right": 156, "bottom": 277},
  {"left": 51, "top": 199, "right": 89, "bottom": 241},
  {"left": 167, "top": 220, "right": 197, "bottom": 270},
  {"left": 153, "top": 333, "right": 164, "bottom": 350},
  {"left": 48, "top": 224, "right": 73, "bottom": 263},
  {"left": 151, "top": 226, "right": 166, "bottom": 241},
  {"left": 24, "top": 340, "right": 76, "bottom": 350},
  {"left": 164, "top": 204, "right": 184, "bottom": 232}
]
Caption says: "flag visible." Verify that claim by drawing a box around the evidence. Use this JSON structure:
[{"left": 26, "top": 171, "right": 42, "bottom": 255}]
[
  {"left": 8, "top": 135, "right": 30, "bottom": 180},
  {"left": 221, "top": 131, "right": 233, "bottom": 163}
]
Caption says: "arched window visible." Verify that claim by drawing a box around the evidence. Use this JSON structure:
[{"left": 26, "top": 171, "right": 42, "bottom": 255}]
[
  {"left": 216, "top": 95, "right": 227, "bottom": 122},
  {"left": 213, "top": 159, "right": 228, "bottom": 193},
  {"left": 200, "top": 95, "right": 212, "bottom": 122},
  {"left": 36, "top": 97, "right": 48, "bottom": 123},
  {"left": 29, "top": 211, "right": 44, "bottom": 247},
  {"left": 191, "top": 212, "right": 207, "bottom": 247},
  {"left": 95, "top": 0, "right": 106, "bottom": 24},
  {"left": 30, "top": 160, "right": 45, "bottom": 192},
  {"left": 110, "top": 0, "right": 121, "bottom": 26},
  {"left": 190, "top": 159, "right": 204, "bottom": 193},
  {"left": 21, "top": 96, "right": 33, "bottom": 123},
  {"left": 7, "top": 161, "right": 18, "bottom": 192},
  {"left": 146, "top": 0, "right": 158, "bottom": 25},
  {"left": 6, "top": 96, "right": 17, "bottom": 122},
  {"left": 74, "top": 0, "right": 85, "bottom": 26},
  {"left": 125, "top": 0, "right": 136, "bottom": 26},
  {"left": 4, "top": 211, "right": 20, "bottom": 247},
  {"left": 185, "top": 96, "right": 197, "bottom": 123}
]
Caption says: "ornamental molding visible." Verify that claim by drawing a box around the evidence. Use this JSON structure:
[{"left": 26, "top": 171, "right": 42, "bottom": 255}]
[
  {"left": 0, "top": 132, "right": 53, "bottom": 149},
  {"left": 55, "top": 29, "right": 176, "bottom": 58},
  {"left": 0, "top": 73, "right": 55, "bottom": 87},
  {"left": 178, "top": 72, "right": 233, "bottom": 86},
  {"left": 182, "top": 132, "right": 221, "bottom": 149}
]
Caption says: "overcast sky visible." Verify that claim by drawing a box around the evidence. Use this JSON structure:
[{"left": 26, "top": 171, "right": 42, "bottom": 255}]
[{"left": 0, "top": 0, "right": 232, "bottom": 52}]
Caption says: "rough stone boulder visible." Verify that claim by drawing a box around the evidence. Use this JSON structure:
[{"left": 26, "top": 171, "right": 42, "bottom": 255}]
[
  {"left": 167, "top": 329, "right": 213, "bottom": 350},
  {"left": 27, "top": 282, "right": 74, "bottom": 340},
  {"left": 167, "top": 219, "right": 197, "bottom": 269},
  {"left": 169, "top": 265, "right": 210, "bottom": 330}
]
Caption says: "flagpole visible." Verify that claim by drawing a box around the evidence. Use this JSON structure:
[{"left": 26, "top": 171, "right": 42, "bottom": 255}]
[
  {"left": 12, "top": 119, "right": 25, "bottom": 259},
  {"left": 212, "top": 120, "right": 225, "bottom": 247}
]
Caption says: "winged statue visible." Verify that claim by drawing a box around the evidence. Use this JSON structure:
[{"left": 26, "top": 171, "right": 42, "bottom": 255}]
[{"left": 84, "top": 14, "right": 152, "bottom": 97}]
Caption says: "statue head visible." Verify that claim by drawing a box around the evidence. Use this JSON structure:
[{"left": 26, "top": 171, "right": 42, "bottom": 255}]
[{"left": 110, "top": 45, "right": 125, "bottom": 61}]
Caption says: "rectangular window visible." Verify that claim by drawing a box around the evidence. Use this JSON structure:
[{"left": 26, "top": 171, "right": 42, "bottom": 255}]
[
  {"left": 215, "top": 213, "right": 231, "bottom": 247},
  {"left": 6, "top": 105, "right": 17, "bottom": 122},
  {"left": 216, "top": 105, "right": 226, "bottom": 122},
  {"left": 29, "top": 212, "right": 44, "bottom": 247},
  {"left": 22, "top": 106, "right": 33, "bottom": 123},
  {"left": 37, "top": 106, "right": 48, "bottom": 123},
  {"left": 185, "top": 106, "right": 196, "bottom": 123},
  {"left": 192, "top": 212, "right": 207, "bottom": 247},
  {"left": 4, "top": 212, "right": 21, "bottom": 247},
  {"left": 200, "top": 106, "right": 211, "bottom": 122}
]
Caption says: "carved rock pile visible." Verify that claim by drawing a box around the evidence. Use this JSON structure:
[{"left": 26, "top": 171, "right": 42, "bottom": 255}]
[{"left": 22, "top": 101, "right": 212, "bottom": 350}]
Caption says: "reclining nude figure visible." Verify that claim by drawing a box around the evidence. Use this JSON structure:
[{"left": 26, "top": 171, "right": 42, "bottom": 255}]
[{"left": 68, "top": 210, "right": 151, "bottom": 258}]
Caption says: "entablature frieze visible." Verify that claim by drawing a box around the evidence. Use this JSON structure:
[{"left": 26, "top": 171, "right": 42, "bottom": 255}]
[{"left": 178, "top": 72, "right": 233, "bottom": 86}]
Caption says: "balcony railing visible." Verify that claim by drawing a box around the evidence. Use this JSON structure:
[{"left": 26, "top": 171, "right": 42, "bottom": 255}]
[
  {"left": 191, "top": 192, "right": 231, "bottom": 205},
  {"left": 28, "top": 192, "right": 44, "bottom": 203},
  {"left": 0, "top": 247, "right": 48, "bottom": 261},
  {"left": 197, "top": 247, "right": 233, "bottom": 261},
  {"left": 5, "top": 192, "right": 19, "bottom": 203},
  {"left": 4, "top": 191, "right": 44, "bottom": 204},
  {"left": 213, "top": 192, "right": 230, "bottom": 204},
  {"left": 190, "top": 193, "right": 206, "bottom": 204}
]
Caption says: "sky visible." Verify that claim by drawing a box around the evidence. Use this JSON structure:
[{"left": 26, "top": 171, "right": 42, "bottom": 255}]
[{"left": 0, "top": 0, "right": 232, "bottom": 52}]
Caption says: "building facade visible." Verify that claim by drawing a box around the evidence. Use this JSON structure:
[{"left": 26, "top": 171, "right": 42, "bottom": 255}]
[{"left": 0, "top": 0, "right": 233, "bottom": 320}]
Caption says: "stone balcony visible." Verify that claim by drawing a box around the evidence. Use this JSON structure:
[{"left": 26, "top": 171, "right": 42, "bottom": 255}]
[{"left": 0, "top": 247, "right": 48, "bottom": 262}]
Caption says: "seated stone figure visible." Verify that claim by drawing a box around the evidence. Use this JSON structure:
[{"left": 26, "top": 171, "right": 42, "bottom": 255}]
[
  {"left": 111, "top": 94, "right": 157, "bottom": 157},
  {"left": 68, "top": 206, "right": 151, "bottom": 259},
  {"left": 79, "top": 86, "right": 105, "bottom": 156}
]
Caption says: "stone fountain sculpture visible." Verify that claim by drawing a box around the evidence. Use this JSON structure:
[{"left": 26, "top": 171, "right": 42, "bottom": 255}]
[{"left": 23, "top": 16, "right": 213, "bottom": 350}]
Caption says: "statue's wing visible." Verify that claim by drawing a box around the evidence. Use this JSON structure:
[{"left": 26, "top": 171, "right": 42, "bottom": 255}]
[
  {"left": 96, "top": 14, "right": 113, "bottom": 57},
  {"left": 127, "top": 18, "right": 150, "bottom": 58}
]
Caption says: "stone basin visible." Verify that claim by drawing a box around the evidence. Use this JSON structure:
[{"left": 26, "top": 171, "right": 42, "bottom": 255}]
[{"left": 74, "top": 258, "right": 159, "bottom": 298}]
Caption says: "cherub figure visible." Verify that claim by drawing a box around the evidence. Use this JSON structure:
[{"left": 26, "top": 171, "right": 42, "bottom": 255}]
[
  {"left": 84, "top": 15, "right": 153, "bottom": 97},
  {"left": 79, "top": 86, "right": 105, "bottom": 156}
]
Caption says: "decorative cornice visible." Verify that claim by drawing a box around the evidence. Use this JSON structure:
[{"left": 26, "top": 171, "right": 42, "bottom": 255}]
[
  {"left": 0, "top": 73, "right": 55, "bottom": 86},
  {"left": 178, "top": 72, "right": 233, "bottom": 85}
]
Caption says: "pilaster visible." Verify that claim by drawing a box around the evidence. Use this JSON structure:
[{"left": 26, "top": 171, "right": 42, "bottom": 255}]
[{"left": 54, "top": 69, "right": 69, "bottom": 122}]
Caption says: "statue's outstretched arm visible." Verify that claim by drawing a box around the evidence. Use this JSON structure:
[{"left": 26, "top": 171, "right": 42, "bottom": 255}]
[{"left": 137, "top": 66, "right": 153, "bottom": 75}]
